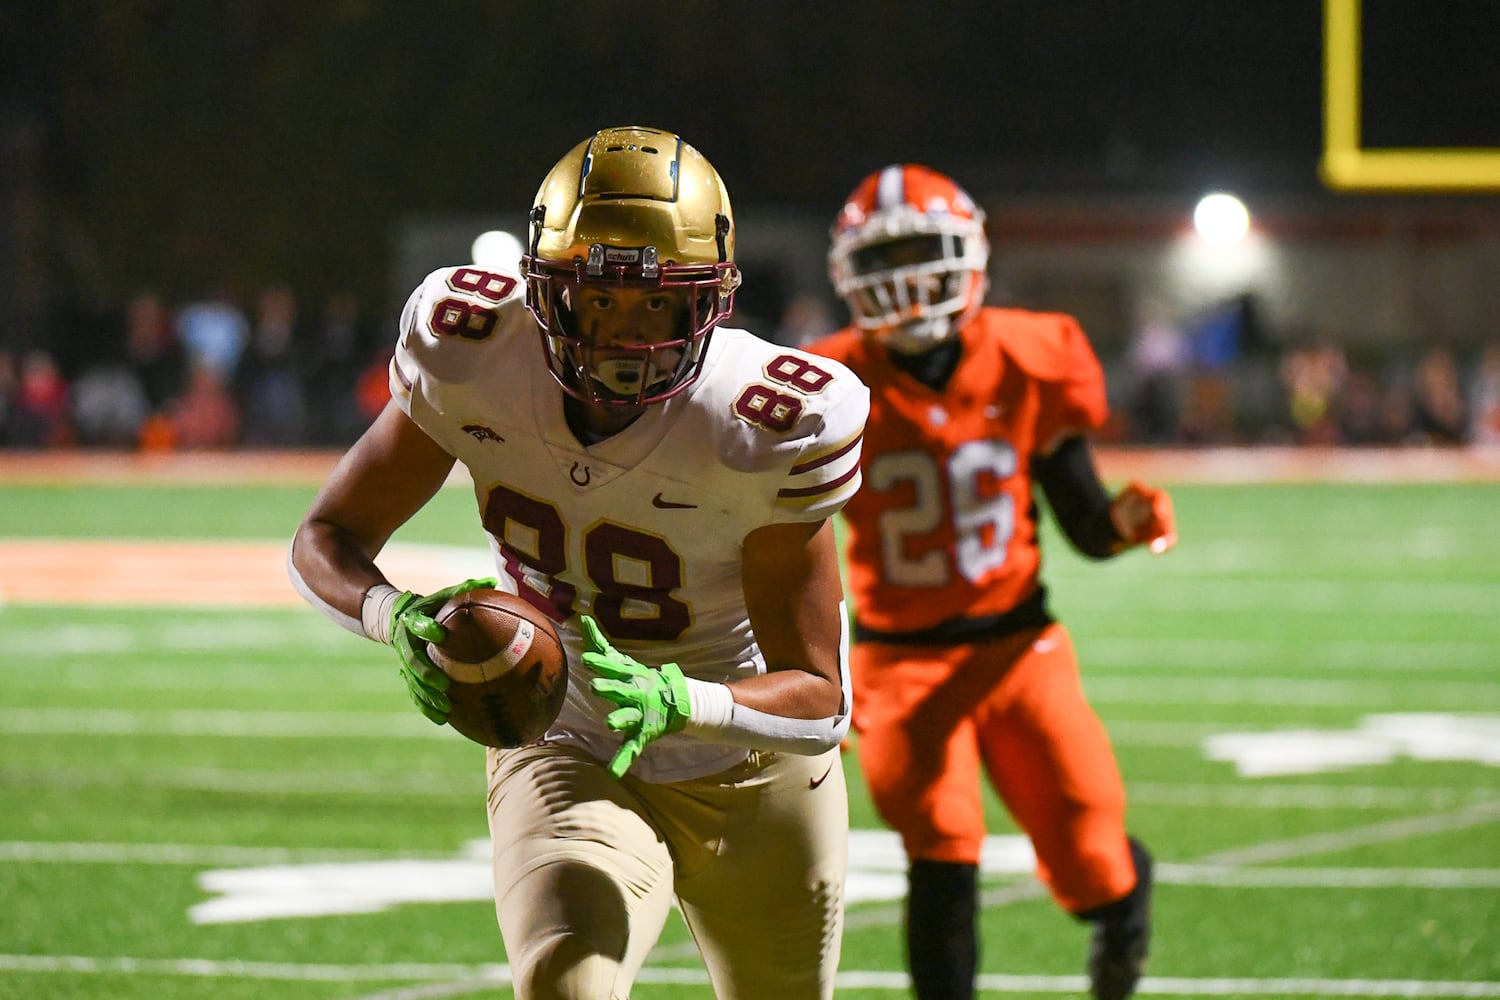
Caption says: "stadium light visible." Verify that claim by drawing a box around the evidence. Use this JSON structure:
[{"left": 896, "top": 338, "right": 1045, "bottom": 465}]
[
  {"left": 471, "top": 230, "right": 524, "bottom": 272},
  {"left": 1193, "top": 192, "right": 1251, "bottom": 245}
]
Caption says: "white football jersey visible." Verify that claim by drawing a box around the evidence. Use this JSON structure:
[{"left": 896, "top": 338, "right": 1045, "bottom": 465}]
[{"left": 390, "top": 265, "right": 869, "bottom": 781}]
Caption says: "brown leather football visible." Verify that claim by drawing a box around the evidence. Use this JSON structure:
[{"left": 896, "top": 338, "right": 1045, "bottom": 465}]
[{"left": 426, "top": 588, "right": 568, "bottom": 749}]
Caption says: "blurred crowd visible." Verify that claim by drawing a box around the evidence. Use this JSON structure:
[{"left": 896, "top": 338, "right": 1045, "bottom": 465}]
[
  {"left": 0, "top": 285, "right": 394, "bottom": 451},
  {"left": 1111, "top": 298, "right": 1500, "bottom": 449},
  {"left": 2, "top": 283, "right": 1498, "bottom": 451},
  {"left": 773, "top": 291, "right": 1500, "bottom": 451}
]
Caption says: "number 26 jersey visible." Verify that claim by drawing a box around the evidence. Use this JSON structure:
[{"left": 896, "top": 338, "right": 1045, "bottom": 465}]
[{"left": 807, "top": 308, "right": 1108, "bottom": 636}]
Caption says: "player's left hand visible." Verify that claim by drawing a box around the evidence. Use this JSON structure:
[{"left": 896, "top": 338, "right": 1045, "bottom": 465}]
[
  {"left": 580, "top": 615, "right": 690, "bottom": 779},
  {"left": 1110, "top": 481, "right": 1177, "bottom": 555}
]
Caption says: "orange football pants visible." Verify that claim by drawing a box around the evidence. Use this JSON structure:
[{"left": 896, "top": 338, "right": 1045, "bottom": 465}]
[{"left": 852, "top": 621, "right": 1135, "bottom": 913}]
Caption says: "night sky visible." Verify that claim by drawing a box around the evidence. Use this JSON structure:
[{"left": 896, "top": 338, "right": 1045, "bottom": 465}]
[{"left": 2, "top": 0, "right": 1496, "bottom": 314}]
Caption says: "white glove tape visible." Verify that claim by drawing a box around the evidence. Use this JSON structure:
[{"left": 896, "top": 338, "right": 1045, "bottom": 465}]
[
  {"left": 682, "top": 677, "right": 735, "bottom": 733},
  {"left": 361, "top": 584, "right": 402, "bottom": 645}
]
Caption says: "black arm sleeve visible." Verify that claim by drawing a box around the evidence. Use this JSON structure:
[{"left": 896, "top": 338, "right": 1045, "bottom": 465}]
[{"left": 1031, "top": 435, "right": 1121, "bottom": 560}]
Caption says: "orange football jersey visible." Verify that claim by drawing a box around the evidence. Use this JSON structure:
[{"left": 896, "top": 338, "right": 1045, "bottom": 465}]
[{"left": 807, "top": 308, "right": 1107, "bottom": 633}]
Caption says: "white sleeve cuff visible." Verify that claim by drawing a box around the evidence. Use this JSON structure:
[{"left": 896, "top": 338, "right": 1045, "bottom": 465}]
[
  {"left": 286, "top": 543, "right": 364, "bottom": 637},
  {"left": 709, "top": 600, "right": 851, "bottom": 755},
  {"left": 724, "top": 702, "right": 850, "bottom": 755},
  {"left": 682, "top": 674, "right": 850, "bottom": 755}
]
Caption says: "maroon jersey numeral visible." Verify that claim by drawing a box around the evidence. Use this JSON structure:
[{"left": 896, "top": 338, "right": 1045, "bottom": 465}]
[
  {"left": 735, "top": 386, "right": 803, "bottom": 431},
  {"left": 429, "top": 269, "right": 518, "bottom": 341},
  {"left": 449, "top": 268, "right": 517, "bottom": 302},
  {"left": 482, "top": 483, "right": 689, "bottom": 641},
  {"left": 734, "top": 354, "right": 836, "bottom": 431}
]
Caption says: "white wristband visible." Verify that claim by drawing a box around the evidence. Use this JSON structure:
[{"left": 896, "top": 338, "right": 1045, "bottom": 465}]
[
  {"left": 361, "top": 584, "right": 403, "bottom": 644},
  {"left": 682, "top": 676, "right": 735, "bottom": 734}
]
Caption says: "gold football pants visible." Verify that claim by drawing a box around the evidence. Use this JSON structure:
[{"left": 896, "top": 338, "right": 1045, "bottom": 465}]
[{"left": 485, "top": 741, "right": 847, "bottom": 999}]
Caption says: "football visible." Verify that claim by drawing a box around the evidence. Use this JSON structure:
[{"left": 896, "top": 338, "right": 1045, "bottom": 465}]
[{"left": 425, "top": 588, "right": 569, "bottom": 749}]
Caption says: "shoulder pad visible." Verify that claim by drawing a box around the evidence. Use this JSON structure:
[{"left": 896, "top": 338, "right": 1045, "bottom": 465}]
[{"left": 982, "top": 308, "right": 1100, "bottom": 384}]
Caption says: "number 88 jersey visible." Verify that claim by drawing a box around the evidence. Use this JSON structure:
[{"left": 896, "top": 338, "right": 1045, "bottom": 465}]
[{"left": 391, "top": 265, "right": 870, "bottom": 781}]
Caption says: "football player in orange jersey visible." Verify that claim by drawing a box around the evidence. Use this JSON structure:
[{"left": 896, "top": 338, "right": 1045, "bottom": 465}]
[{"left": 807, "top": 164, "right": 1176, "bottom": 1000}]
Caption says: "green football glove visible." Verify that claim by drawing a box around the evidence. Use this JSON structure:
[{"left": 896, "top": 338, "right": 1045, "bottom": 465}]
[
  {"left": 389, "top": 577, "right": 497, "bottom": 724},
  {"left": 580, "top": 615, "right": 691, "bottom": 779}
]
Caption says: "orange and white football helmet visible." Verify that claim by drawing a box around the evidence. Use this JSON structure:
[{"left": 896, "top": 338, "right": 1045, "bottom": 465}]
[{"left": 828, "top": 164, "right": 989, "bottom": 354}]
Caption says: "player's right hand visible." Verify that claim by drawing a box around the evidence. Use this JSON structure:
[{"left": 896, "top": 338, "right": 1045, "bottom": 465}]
[
  {"left": 389, "top": 578, "right": 497, "bottom": 724},
  {"left": 1110, "top": 482, "right": 1177, "bottom": 555}
]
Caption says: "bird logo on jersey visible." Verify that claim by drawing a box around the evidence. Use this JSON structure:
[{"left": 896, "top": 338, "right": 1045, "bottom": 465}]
[{"left": 462, "top": 423, "right": 505, "bottom": 444}]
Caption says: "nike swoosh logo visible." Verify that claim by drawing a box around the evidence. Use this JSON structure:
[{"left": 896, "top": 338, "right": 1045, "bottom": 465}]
[
  {"left": 652, "top": 493, "right": 698, "bottom": 510},
  {"left": 809, "top": 762, "right": 835, "bottom": 790}
]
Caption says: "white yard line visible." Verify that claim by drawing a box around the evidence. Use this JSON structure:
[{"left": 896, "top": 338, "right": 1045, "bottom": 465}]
[
  {"left": 10, "top": 838, "right": 1500, "bottom": 889},
  {"left": 5, "top": 762, "right": 1493, "bottom": 807},
  {"left": 1078, "top": 637, "right": 1500, "bottom": 673},
  {"left": 2, "top": 955, "right": 1497, "bottom": 997},
  {"left": 6, "top": 690, "right": 1499, "bottom": 744},
  {"left": 349, "top": 967, "right": 1500, "bottom": 999},
  {"left": 1155, "top": 865, "right": 1500, "bottom": 888},
  {"left": 1083, "top": 677, "right": 1500, "bottom": 708},
  {"left": 1191, "top": 799, "right": 1500, "bottom": 866},
  {"left": 0, "top": 707, "right": 443, "bottom": 739},
  {"left": 1127, "top": 781, "right": 1498, "bottom": 810},
  {"left": 1118, "top": 977, "right": 1500, "bottom": 997},
  {"left": 4, "top": 798, "right": 1498, "bottom": 995},
  {"left": 1061, "top": 579, "right": 1500, "bottom": 616},
  {"left": 836, "top": 799, "right": 1500, "bottom": 972},
  {"left": 2, "top": 766, "right": 480, "bottom": 797},
  {"left": 0, "top": 954, "right": 510, "bottom": 982},
  {"left": 0, "top": 662, "right": 386, "bottom": 692},
  {"left": 10, "top": 628, "right": 1495, "bottom": 674},
  {"left": 0, "top": 841, "right": 457, "bottom": 865}
]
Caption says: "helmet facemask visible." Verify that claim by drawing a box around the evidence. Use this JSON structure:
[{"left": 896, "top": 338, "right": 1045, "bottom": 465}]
[
  {"left": 525, "top": 254, "right": 736, "bottom": 407},
  {"left": 828, "top": 164, "right": 990, "bottom": 355}
]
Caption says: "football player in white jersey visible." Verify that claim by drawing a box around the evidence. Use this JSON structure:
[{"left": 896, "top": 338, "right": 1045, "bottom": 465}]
[{"left": 288, "top": 126, "right": 868, "bottom": 999}]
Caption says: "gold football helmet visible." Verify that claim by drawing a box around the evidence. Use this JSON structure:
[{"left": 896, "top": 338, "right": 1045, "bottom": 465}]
[{"left": 522, "top": 126, "right": 742, "bottom": 407}]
